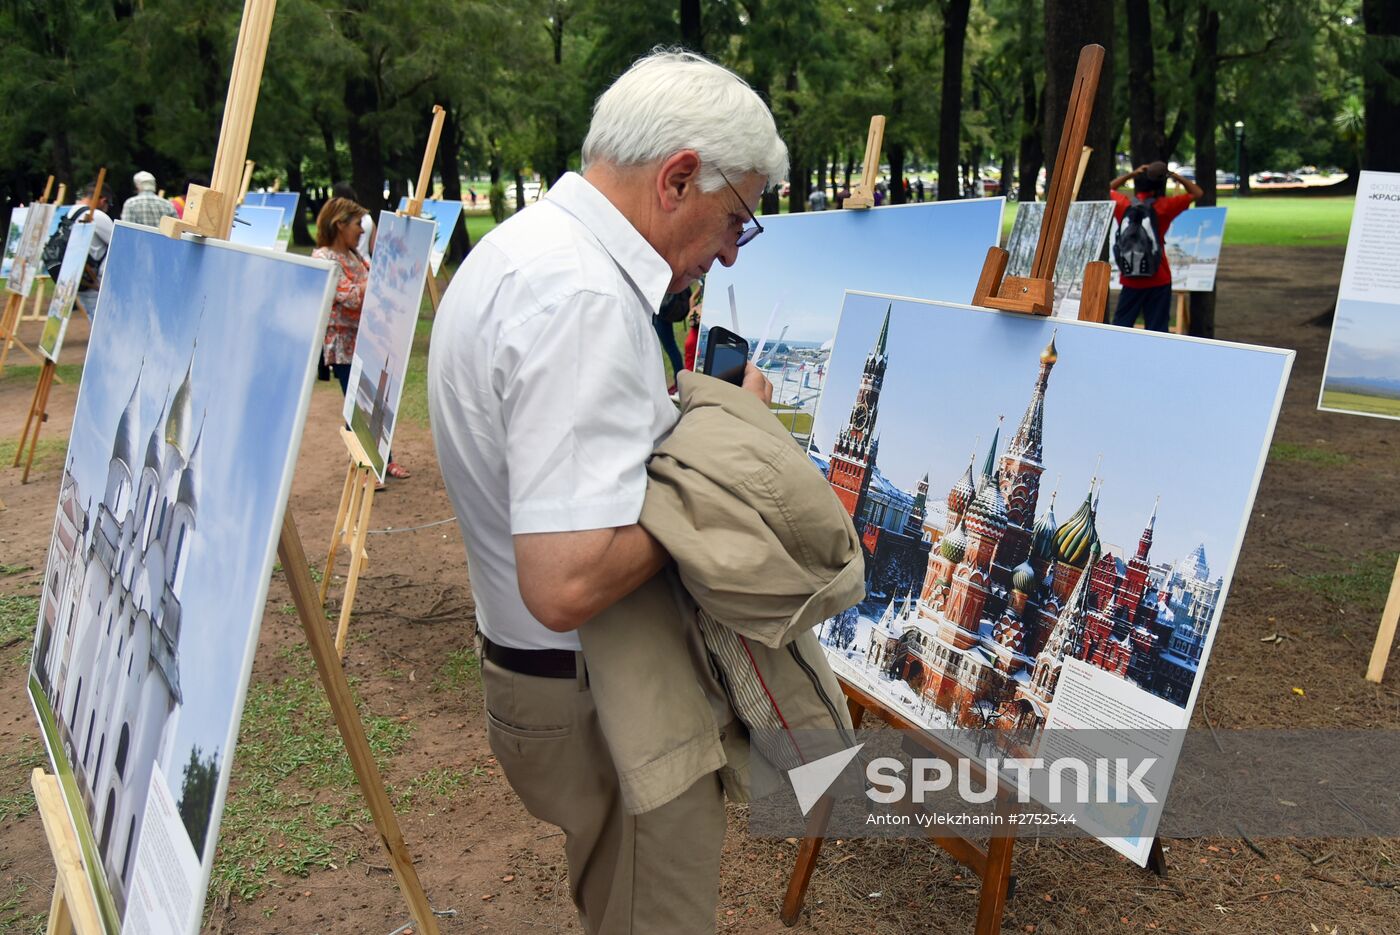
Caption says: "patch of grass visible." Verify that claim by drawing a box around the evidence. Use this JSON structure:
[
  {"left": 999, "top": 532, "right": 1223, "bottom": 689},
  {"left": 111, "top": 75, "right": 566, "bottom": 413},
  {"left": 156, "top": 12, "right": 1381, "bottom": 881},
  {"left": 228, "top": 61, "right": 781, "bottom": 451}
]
[
  {"left": 210, "top": 665, "right": 412, "bottom": 902},
  {"left": 1291, "top": 551, "right": 1399, "bottom": 614},
  {"left": 398, "top": 317, "right": 433, "bottom": 428},
  {"left": 0, "top": 361, "right": 84, "bottom": 385},
  {"left": 1268, "top": 441, "right": 1351, "bottom": 467},
  {"left": 0, "top": 879, "right": 45, "bottom": 935},
  {"left": 434, "top": 646, "right": 480, "bottom": 693},
  {"left": 0, "top": 594, "right": 39, "bottom": 668},
  {"left": 391, "top": 765, "right": 479, "bottom": 809},
  {"left": 0, "top": 563, "right": 32, "bottom": 576},
  {"left": 1002, "top": 193, "right": 1354, "bottom": 249},
  {"left": 0, "top": 734, "right": 46, "bottom": 823},
  {"left": 0, "top": 437, "right": 68, "bottom": 473}
]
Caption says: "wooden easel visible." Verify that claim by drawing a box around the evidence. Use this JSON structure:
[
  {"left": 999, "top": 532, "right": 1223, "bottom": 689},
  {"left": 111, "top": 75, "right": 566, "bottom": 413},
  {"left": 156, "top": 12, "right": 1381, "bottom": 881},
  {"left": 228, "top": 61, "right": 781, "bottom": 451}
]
[
  {"left": 844, "top": 116, "right": 887, "bottom": 210},
  {"left": 1365, "top": 557, "right": 1400, "bottom": 682},
  {"left": 1172, "top": 292, "right": 1189, "bottom": 334},
  {"left": 0, "top": 175, "right": 56, "bottom": 377},
  {"left": 14, "top": 170, "right": 104, "bottom": 484},
  {"left": 34, "top": 3, "right": 442, "bottom": 933},
  {"left": 20, "top": 182, "right": 63, "bottom": 324},
  {"left": 782, "top": 46, "right": 1167, "bottom": 935},
  {"left": 31, "top": 769, "right": 103, "bottom": 935},
  {"left": 320, "top": 103, "right": 445, "bottom": 658}
]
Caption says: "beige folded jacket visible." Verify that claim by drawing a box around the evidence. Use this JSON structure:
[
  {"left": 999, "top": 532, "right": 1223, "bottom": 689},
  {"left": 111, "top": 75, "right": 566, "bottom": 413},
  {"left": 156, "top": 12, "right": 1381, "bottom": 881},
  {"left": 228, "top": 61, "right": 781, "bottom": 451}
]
[{"left": 578, "top": 371, "right": 865, "bottom": 814}]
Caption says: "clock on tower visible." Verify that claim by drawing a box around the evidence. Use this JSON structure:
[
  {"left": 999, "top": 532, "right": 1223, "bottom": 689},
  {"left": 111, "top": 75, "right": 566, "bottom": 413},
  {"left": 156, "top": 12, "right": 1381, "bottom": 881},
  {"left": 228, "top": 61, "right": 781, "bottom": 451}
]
[{"left": 827, "top": 305, "right": 891, "bottom": 523}]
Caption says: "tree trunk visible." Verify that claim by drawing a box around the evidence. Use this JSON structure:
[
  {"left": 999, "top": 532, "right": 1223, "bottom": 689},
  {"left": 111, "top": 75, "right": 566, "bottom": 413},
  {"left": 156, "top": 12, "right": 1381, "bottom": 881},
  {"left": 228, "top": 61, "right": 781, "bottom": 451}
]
[
  {"left": 515, "top": 170, "right": 526, "bottom": 214},
  {"left": 1125, "top": 0, "right": 1164, "bottom": 163},
  {"left": 998, "top": 149, "right": 1014, "bottom": 200},
  {"left": 785, "top": 65, "right": 806, "bottom": 212},
  {"left": 318, "top": 114, "right": 341, "bottom": 185},
  {"left": 938, "top": 0, "right": 972, "bottom": 200},
  {"left": 1044, "top": 0, "right": 1115, "bottom": 201},
  {"left": 1017, "top": 71, "right": 1044, "bottom": 201},
  {"left": 345, "top": 74, "right": 386, "bottom": 214},
  {"left": 287, "top": 161, "right": 313, "bottom": 246},
  {"left": 439, "top": 102, "right": 472, "bottom": 263},
  {"left": 1188, "top": 6, "right": 1220, "bottom": 339},
  {"left": 1364, "top": 0, "right": 1400, "bottom": 171},
  {"left": 680, "top": 0, "right": 703, "bottom": 51}
]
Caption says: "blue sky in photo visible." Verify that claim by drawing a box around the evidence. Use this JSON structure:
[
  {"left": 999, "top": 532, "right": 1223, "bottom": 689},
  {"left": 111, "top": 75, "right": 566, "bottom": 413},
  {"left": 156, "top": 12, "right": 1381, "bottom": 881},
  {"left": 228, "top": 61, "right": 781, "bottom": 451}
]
[
  {"left": 243, "top": 191, "right": 301, "bottom": 227},
  {"left": 812, "top": 292, "right": 1292, "bottom": 571},
  {"left": 1166, "top": 206, "right": 1226, "bottom": 258},
  {"left": 703, "top": 198, "right": 1004, "bottom": 345},
  {"left": 59, "top": 222, "right": 334, "bottom": 804},
  {"left": 347, "top": 211, "right": 435, "bottom": 445},
  {"left": 1322, "top": 297, "right": 1400, "bottom": 383},
  {"left": 228, "top": 205, "right": 284, "bottom": 249},
  {"left": 396, "top": 197, "right": 462, "bottom": 271}
]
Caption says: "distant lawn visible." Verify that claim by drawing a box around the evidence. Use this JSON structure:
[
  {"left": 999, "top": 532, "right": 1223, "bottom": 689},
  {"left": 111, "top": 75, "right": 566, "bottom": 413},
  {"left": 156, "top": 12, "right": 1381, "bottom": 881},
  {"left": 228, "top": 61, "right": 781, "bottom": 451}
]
[
  {"left": 1002, "top": 194, "right": 1353, "bottom": 248},
  {"left": 1320, "top": 388, "right": 1400, "bottom": 420}
]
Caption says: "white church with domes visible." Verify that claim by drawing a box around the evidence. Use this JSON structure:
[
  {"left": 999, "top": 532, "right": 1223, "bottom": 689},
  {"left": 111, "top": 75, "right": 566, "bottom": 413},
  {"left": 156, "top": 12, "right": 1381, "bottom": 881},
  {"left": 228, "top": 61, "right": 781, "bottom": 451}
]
[{"left": 32, "top": 355, "right": 202, "bottom": 911}]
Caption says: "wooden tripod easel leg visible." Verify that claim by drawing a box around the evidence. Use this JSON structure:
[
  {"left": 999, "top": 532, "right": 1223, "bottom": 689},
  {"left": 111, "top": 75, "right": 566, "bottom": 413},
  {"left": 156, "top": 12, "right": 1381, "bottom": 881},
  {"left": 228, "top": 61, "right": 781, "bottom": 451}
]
[
  {"left": 1365, "top": 555, "right": 1400, "bottom": 683},
  {"left": 278, "top": 513, "right": 441, "bottom": 935},
  {"left": 32, "top": 770, "right": 103, "bottom": 935},
  {"left": 424, "top": 269, "right": 442, "bottom": 312},
  {"left": 15, "top": 359, "right": 56, "bottom": 483},
  {"left": 335, "top": 470, "right": 375, "bottom": 656},
  {"left": 1173, "top": 292, "right": 1190, "bottom": 335},
  {"left": 321, "top": 461, "right": 359, "bottom": 606},
  {"left": 780, "top": 701, "right": 865, "bottom": 926}
]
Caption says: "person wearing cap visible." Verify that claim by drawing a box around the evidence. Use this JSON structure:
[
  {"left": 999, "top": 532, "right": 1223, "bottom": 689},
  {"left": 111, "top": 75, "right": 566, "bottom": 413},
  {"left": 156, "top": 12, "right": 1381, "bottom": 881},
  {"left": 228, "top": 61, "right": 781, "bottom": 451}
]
[
  {"left": 1108, "top": 160, "right": 1202, "bottom": 331},
  {"left": 121, "top": 171, "right": 178, "bottom": 227}
]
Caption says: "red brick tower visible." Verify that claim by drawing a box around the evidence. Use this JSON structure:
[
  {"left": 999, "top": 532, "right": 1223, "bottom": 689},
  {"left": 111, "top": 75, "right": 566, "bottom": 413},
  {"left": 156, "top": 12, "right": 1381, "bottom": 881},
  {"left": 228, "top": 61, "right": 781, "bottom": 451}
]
[
  {"left": 994, "top": 334, "right": 1057, "bottom": 586},
  {"left": 828, "top": 305, "right": 890, "bottom": 525}
]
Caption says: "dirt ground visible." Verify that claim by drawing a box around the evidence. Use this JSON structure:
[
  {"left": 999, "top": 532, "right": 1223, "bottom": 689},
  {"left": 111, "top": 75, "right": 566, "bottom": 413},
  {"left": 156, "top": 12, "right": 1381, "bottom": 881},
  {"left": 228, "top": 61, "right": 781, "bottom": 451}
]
[{"left": 2, "top": 243, "right": 1399, "bottom": 934}]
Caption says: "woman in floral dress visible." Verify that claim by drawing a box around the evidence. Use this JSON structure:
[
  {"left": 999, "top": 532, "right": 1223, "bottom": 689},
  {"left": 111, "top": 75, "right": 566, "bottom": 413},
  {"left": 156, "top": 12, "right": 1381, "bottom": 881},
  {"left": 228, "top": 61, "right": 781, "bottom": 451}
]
[{"left": 313, "top": 196, "right": 410, "bottom": 479}]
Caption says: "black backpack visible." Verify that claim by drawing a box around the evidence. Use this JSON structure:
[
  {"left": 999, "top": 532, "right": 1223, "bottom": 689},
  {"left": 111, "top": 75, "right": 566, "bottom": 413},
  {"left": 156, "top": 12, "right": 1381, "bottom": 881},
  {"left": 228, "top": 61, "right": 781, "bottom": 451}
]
[
  {"left": 1113, "top": 197, "right": 1162, "bottom": 278},
  {"left": 41, "top": 206, "right": 90, "bottom": 280}
]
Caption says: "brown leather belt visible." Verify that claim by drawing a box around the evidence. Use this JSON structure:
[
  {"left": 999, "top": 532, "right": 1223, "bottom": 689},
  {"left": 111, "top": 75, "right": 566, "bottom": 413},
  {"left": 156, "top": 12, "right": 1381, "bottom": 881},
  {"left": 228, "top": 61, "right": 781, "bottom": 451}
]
[{"left": 482, "top": 635, "right": 577, "bottom": 679}]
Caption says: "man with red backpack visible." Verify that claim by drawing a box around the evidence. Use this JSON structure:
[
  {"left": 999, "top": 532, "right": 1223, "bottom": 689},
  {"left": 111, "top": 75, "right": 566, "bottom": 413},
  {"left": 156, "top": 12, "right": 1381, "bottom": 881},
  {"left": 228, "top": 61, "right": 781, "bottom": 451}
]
[{"left": 1109, "top": 160, "right": 1202, "bottom": 331}]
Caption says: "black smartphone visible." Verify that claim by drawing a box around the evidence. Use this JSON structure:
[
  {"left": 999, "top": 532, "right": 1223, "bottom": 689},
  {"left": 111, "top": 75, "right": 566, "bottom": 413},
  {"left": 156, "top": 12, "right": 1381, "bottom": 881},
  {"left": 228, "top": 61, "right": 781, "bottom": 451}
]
[{"left": 703, "top": 326, "right": 750, "bottom": 386}]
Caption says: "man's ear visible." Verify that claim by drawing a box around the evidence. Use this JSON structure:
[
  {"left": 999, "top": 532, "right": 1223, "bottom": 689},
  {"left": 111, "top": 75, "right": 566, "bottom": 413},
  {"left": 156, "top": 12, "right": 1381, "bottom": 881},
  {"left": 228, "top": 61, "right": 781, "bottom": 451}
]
[{"left": 656, "top": 150, "right": 702, "bottom": 212}]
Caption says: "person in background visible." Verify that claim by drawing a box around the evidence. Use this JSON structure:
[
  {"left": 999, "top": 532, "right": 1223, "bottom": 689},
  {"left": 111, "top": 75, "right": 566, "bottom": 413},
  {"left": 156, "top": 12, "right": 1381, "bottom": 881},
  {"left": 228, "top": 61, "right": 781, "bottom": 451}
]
[
  {"left": 72, "top": 182, "right": 115, "bottom": 312},
  {"left": 313, "top": 195, "right": 411, "bottom": 480},
  {"left": 682, "top": 283, "right": 703, "bottom": 372},
  {"left": 809, "top": 184, "right": 828, "bottom": 210},
  {"left": 654, "top": 287, "right": 688, "bottom": 388},
  {"left": 120, "top": 171, "right": 177, "bottom": 227},
  {"left": 333, "top": 182, "right": 375, "bottom": 255},
  {"left": 1108, "top": 160, "right": 1203, "bottom": 332}
]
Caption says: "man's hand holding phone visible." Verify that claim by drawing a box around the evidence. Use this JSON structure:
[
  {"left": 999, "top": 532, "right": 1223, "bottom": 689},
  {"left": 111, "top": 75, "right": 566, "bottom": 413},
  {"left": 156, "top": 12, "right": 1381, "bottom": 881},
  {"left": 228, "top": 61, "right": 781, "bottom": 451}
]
[{"left": 741, "top": 362, "right": 772, "bottom": 404}]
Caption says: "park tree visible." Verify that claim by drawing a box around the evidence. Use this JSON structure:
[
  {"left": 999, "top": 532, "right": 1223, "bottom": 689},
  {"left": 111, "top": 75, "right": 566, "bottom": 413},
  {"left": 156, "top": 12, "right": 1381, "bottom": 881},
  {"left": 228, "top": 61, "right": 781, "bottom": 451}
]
[
  {"left": 1043, "top": 0, "right": 1115, "bottom": 201},
  {"left": 1362, "top": 0, "right": 1400, "bottom": 171},
  {"left": 177, "top": 746, "right": 220, "bottom": 859}
]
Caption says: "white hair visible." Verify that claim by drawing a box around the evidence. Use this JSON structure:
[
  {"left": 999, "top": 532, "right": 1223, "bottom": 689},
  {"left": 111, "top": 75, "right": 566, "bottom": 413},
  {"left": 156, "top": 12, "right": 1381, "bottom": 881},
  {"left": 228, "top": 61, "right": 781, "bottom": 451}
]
[{"left": 582, "top": 49, "right": 788, "bottom": 192}]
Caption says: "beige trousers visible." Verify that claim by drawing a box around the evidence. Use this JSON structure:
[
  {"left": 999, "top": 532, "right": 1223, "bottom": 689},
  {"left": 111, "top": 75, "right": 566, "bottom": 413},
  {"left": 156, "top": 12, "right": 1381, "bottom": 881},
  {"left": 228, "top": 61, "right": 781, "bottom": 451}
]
[{"left": 481, "top": 655, "right": 726, "bottom": 934}]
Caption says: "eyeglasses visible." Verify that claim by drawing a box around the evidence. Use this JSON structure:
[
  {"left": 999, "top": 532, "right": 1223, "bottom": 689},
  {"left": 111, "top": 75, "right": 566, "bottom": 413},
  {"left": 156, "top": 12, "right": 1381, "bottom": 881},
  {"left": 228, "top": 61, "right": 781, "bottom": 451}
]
[{"left": 718, "top": 170, "right": 764, "bottom": 247}]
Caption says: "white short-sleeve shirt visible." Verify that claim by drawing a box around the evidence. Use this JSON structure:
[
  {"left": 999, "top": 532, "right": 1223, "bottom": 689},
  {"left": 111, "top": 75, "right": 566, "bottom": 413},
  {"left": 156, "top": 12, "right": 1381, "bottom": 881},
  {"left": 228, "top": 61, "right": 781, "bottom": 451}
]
[{"left": 428, "top": 172, "right": 677, "bottom": 650}]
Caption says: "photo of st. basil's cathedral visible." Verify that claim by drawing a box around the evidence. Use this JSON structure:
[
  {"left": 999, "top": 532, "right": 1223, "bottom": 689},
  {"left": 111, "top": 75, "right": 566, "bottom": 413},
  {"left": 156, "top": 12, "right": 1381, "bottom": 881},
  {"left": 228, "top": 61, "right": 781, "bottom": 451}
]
[{"left": 817, "top": 306, "right": 1222, "bottom": 732}]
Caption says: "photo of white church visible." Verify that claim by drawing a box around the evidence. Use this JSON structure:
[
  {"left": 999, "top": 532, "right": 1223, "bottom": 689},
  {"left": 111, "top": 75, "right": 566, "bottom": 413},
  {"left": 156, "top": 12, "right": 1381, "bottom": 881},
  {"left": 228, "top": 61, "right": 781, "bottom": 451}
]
[{"left": 27, "top": 222, "right": 335, "bottom": 932}]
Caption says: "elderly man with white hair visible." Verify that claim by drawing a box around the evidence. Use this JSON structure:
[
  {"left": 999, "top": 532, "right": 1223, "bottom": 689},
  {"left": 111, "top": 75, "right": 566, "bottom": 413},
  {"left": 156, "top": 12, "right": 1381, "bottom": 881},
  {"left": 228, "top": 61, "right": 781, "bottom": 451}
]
[
  {"left": 120, "top": 170, "right": 177, "bottom": 227},
  {"left": 429, "top": 50, "right": 787, "bottom": 933}
]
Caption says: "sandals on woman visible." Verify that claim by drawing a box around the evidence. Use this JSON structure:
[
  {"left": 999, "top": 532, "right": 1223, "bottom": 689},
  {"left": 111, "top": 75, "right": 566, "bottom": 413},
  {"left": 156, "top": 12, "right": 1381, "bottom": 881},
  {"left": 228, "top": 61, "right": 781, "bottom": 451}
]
[{"left": 386, "top": 461, "right": 411, "bottom": 480}]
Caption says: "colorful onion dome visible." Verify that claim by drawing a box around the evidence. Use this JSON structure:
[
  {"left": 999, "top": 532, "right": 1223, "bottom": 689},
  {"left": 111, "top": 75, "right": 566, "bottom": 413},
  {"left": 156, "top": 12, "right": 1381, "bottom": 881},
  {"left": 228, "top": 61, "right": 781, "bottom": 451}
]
[
  {"left": 940, "top": 518, "right": 969, "bottom": 562},
  {"left": 1041, "top": 333, "right": 1058, "bottom": 365},
  {"left": 1053, "top": 485, "right": 1099, "bottom": 567},
  {"left": 1012, "top": 560, "right": 1037, "bottom": 593},
  {"left": 1031, "top": 499, "right": 1059, "bottom": 561},
  {"left": 967, "top": 470, "right": 1008, "bottom": 536},
  {"left": 947, "top": 457, "right": 976, "bottom": 516}
]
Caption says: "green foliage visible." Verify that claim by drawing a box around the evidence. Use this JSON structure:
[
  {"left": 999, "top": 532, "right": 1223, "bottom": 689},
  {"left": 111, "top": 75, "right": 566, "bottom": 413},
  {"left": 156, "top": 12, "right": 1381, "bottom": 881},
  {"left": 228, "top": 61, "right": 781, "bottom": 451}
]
[
  {"left": 1268, "top": 441, "right": 1351, "bottom": 467},
  {"left": 434, "top": 646, "right": 481, "bottom": 693},
  {"left": 1292, "top": 551, "right": 1399, "bottom": 614},
  {"left": 177, "top": 746, "right": 221, "bottom": 859},
  {"left": 0, "top": 734, "right": 46, "bottom": 824},
  {"left": 0, "top": 878, "right": 45, "bottom": 935},
  {"left": 0, "top": 594, "right": 39, "bottom": 667}
]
